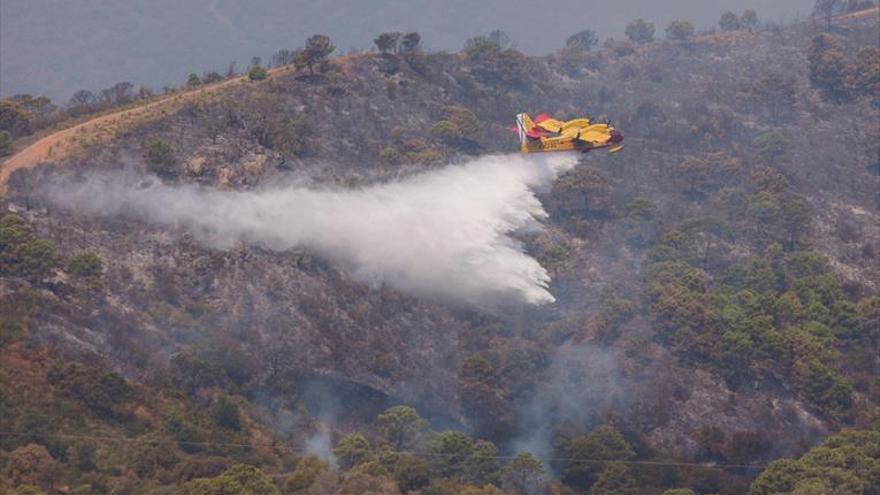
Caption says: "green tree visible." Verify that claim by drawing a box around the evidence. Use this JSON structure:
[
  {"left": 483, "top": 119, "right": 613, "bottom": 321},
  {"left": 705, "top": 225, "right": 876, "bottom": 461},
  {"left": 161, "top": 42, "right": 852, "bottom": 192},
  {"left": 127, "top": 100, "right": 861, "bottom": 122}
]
[
  {"left": 429, "top": 430, "right": 474, "bottom": 478},
  {"left": 0, "top": 99, "right": 32, "bottom": 137},
  {"left": 848, "top": 46, "right": 880, "bottom": 97},
  {"left": 126, "top": 432, "right": 179, "bottom": 478},
  {"left": 720, "top": 11, "right": 742, "bottom": 31},
  {"left": 443, "top": 106, "right": 480, "bottom": 136},
  {"left": 181, "top": 464, "right": 279, "bottom": 495},
  {"left": 742, "top": 9, "right": 759, "bottom": 31},
  {"left": 625, "top": 18, "right": 655, "bottom": 44},
  {"left": 211, "top": 394, "right": 242, "bottom": 431},
  {"left": 665, "top": 20, "right": 695, "bottom": 41},
  {"left": 187, "top": 73, "right": 202, "bottom": 87},
  {"left": 625, "top": 197, "right": 657, "bottom": 220},
  {"left": 676, "top": 155, "right": 711, "bottom": 194},
  {"left": 333, "top": 433, "right": 372, "bottom": 470},
  {"left": 566, "top": 30, "right": 599, "bottom": 50},
  {"left": 500, "top": 453, "right": 545, "bottom": 495},
  {"left": 750, "top": 430, "right": 878, "bottom": 494},
  {"left": 3, "top": 444, "right": 62, "bottom": 490},
  {"left": 589, "top": 462, "right": 638, "bottom": 495},
  {"left": 19, "top": 239, "right": 59, "bottom": 280},
  {"left": 749, "top": 73, "right": 796, "bottom": 123},
  {"left": 282, "top": 455, "right": 329, "bottom": 493},
  {"left": 394, "top": 454, "right": 431, "bottom": 492},
  {"left": 375, "top": 32, "right": 401, "bottom": 54},
  {"left": 400, "top": 32, "right": 422, "bottom": 53},
  {"left": 808, "top": 33, "right": 852, "bottom": 102},
  {"left": 560, "top": 426, "right": 636, "bottom": 489},
  {"left": 793, "top": 358, "right": 853, "bottom": 418},
  {"left": 47, "top": 362, "right": 135, "bottom": 417},
  {"left": 466, "top": 440, "right": 501, "bottom": 486},
  {"left": 377, "top": 405, "right": 428, "bottom": 449},
  {"left": 302, "top": 34, "right": 335, "bottom": 74},
  {"left": 464, "top": 35, "right": 502, "bottom": 58},
  {"left": 753, "top": 130, "right": 790, "bottom": 164}
]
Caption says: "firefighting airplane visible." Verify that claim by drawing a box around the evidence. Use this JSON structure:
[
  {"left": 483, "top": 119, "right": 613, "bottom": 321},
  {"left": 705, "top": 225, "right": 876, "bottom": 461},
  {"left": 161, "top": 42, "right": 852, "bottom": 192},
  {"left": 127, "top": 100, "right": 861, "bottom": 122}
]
[{"left": 515, "top": 112, "right": 624, "bottom": 154}]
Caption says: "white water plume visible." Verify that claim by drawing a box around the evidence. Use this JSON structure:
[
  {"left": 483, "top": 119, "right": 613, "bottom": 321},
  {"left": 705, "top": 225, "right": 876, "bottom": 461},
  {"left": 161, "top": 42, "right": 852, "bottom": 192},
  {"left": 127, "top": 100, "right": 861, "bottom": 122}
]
[{"left": 48, "top": 154, "right": 578, "bottom": 308}]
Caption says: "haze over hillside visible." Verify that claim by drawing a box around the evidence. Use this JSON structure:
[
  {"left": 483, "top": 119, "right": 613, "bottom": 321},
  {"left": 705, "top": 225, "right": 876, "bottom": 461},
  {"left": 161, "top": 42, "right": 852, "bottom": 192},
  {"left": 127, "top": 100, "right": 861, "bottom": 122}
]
[{"left": 0, "top": 0, "right": 814, "bottom": 101}]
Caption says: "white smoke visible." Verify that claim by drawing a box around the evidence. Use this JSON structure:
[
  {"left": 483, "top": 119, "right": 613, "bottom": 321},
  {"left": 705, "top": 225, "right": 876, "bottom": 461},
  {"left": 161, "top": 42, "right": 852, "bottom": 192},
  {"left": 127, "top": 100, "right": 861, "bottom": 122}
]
[
  {"left": 47, "top": 153, "right": 577, "bottom": 308},
  {"left": 304, "top": 422, "right": 337, "bottom": 467}
]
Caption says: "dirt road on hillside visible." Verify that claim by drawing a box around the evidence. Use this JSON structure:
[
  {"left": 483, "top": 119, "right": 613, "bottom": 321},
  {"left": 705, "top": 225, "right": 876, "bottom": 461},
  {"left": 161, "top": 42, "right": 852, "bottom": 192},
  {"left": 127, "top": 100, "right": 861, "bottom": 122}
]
[{"left": 0, "top": 67, "right": 288, "bottom": 195}]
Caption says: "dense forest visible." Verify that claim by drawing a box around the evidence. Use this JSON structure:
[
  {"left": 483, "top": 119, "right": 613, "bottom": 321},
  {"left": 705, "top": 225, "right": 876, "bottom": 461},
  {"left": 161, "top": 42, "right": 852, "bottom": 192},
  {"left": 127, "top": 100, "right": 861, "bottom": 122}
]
[{"left": 1, "top": 3, "right": 879, "bottom": 495}]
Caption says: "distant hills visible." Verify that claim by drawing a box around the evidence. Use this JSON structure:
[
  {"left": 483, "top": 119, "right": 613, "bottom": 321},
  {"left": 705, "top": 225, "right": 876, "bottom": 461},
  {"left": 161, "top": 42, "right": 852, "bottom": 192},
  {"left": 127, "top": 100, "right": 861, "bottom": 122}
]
[{"left": 1, "top": 0, "right": 813, "bottom": 101}]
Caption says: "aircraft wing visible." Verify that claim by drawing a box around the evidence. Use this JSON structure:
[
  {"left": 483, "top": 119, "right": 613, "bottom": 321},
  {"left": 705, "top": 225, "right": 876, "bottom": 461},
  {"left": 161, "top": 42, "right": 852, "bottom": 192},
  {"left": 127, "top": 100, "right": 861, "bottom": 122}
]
[
  {"left": 535, "top": 118, "right": 566, "bottom": 133},
  {"left": 576, "top": 124, "right": 613, "bottom": 144}
]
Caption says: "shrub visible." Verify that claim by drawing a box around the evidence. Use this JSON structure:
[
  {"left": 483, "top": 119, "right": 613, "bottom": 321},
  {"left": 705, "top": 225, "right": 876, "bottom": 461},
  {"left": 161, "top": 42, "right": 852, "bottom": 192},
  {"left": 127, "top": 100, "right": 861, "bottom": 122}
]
[
  {"left": 378, "top": 146, "right": 402, "bottom": 164},
  {"left": 625, "top": 197, "right": 657, "bottom": 220},
  {"left": 210, "top": 394, "right": 242, "bottom": 431},
  {"left": 0, "top": 130, "right": 12, "bottom": 156},
  {"left": 248, "top": 66, "right": 268, "bottom": 81},
  {"left": 187, "top": 73, "right": 202, "bottom": 87},
  {"left": 66, "top": 251, "right": 103, "bottom": 278},
  {"left": 432, "top": 120, "right": 460, "bottom": 139},
  {"left": 143, "top": 138, "right": 176, "bottom": 177}
]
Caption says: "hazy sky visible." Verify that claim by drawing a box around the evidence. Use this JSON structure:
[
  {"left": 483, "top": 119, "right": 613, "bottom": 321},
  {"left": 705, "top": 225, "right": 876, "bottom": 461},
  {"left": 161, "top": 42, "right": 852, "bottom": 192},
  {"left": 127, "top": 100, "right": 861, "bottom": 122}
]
[{"left": 1, "top": 0, "right": 813, "bottom": 101}]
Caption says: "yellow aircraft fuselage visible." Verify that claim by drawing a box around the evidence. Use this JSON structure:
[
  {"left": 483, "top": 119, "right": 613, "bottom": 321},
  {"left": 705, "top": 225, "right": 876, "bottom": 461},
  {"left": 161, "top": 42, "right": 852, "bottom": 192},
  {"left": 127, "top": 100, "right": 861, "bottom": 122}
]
[{"left": 521, "top": 139, "right": 583, "bottom": 153}]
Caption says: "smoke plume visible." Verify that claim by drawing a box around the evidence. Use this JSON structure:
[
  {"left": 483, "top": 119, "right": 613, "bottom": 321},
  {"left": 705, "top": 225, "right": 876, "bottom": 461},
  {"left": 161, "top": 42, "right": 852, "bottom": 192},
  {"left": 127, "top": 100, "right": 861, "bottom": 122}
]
[{"left": 47, "top": 154, "right": 577, "bottom": 308}]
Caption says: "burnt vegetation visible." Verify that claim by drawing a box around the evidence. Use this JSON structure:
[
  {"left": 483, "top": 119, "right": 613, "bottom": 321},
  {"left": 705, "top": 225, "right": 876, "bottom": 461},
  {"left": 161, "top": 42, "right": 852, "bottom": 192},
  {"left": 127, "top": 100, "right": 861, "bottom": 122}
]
[{"left": 1, "top": 3, "right": 879, "bottom": 494}]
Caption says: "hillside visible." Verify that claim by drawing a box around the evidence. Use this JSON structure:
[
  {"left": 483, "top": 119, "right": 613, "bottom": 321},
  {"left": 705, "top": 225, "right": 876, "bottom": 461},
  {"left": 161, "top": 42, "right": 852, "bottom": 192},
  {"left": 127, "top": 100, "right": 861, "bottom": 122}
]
[{"left": 1, "top": 8, "right": 878, "bottom": 495}]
